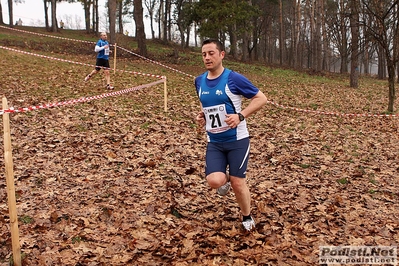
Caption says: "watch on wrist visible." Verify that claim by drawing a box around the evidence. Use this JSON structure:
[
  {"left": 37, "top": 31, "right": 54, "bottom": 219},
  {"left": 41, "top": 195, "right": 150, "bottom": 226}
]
[{"left": 238, "top": 112, "right": 245, "bottom": 121}]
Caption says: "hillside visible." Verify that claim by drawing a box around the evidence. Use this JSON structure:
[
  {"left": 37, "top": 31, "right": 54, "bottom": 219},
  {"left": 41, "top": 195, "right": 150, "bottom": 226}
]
[{"left": 0, "top": 25, "right": 398, "bottom": 265}]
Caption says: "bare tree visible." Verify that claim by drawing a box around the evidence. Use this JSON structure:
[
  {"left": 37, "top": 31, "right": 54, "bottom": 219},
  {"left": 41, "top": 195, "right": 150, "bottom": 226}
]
[
  {"left": 292, "top": 0, "right": 301, "bottom": 69},
  {"left": 279, "top": 0, "right": 284, "bottom": 65},
  {"left": 7, "top": 0, "right": 13, "bottom": 27},
  {"left": 315, "top": 0, "right": 323, "bottom": 71},
  {"left": 349, "top": 0, "right": 360, "bottom": 88},
  {"left": 158, "top": 0, "right": 163, "bottom": 40},
  {"left": 78, "top": 0, "right": 92, "bottom": 33},
  {"left": 163, "top": 0, "right": 169, "bottom": 41},
  {"left": 144, "top": 0, "right": 158, "bottom": 39},
  {"left": 134, "top": 0, "right": 147, "bottom": 56},
  {"left": 0, "top": 3, "right": 3, "bottom": 24},
  {"left": 42, "top": 0, "right": 50, "bottom": 30},
  {"left": 362, "top": 0, "right": 399, "bottom": 112},
  {"left": 117, "top": 0, "right": 123, "bottom": 33},
  {"left": 51, "top": 0, "right": 57, "bottom": 32},
  {"left": 321, "top": 0, "right": 330, "bottom": 71},
  {"left": 93, "top": 0, "right": 99, "bottom": 33},
  {"left": 109, "top": 0, "right": 117, "bottom": 43}
]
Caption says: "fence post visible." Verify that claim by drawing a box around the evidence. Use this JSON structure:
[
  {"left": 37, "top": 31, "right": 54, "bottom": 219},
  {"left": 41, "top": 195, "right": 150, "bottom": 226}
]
[
  {"left": 113, "top": 43, "right": 117, "bottom": 74},
  {"left": 2, "top": 97, "right": 21, "bottom": 266},
  {"left": 164, "top": 78, "right": 167, "bottom": 112}
]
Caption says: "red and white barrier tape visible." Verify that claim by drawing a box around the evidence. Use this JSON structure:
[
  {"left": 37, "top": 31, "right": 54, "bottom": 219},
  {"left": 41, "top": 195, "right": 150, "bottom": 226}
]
[
  {"left": 0, "top": 46, "right": 165, "bottom": 79},
  {"left": 116, "top": 46, "right": 195, "bottom": 79},
  {"left": 0, "top": 25, "right": 194, "bottom": 79},
  {"left": 0, "top": 79, "right": 165, "bottom": 115},
  {"left": 0, "top": 24, "right": 96, "bottom": 45},
  {"left": 1, "top": 25, "right": 397, "bottom": 118},
  {"left": 267, "top": 100, "right": 398, "bottom": 118}
]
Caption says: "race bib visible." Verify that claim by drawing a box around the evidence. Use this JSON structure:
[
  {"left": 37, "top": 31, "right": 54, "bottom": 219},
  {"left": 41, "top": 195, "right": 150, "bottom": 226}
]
[
  {"left": 104, "top": 47, "right": 110, "bottom": 56},
  {"left": 203, "top": 104, "right": 230, "bottom": 134}
]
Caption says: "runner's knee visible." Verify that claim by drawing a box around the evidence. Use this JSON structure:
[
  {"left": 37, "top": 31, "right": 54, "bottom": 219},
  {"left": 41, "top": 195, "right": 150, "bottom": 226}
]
[{"left": 206, "top": 172, "right": 226, "bottom": 188}]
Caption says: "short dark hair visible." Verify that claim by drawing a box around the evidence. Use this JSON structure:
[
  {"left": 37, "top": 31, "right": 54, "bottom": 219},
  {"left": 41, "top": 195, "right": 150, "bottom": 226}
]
[{"left": 202, "top": 39, "right": 225, "bottom": 52}]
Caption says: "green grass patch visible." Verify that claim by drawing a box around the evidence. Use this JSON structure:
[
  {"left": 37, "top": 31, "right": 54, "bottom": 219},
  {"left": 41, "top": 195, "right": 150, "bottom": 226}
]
[{"left": 19, "top": 215, "right": 34, "bottom": 224}]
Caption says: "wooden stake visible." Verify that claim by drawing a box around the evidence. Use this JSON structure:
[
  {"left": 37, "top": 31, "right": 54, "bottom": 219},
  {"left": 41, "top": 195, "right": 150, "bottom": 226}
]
[
  {"left": 164, "top": 78, "right": 168, "bottom": 112},
  {"left": 2, "top": 97, "right": 21, "bottom": 266},
  {"left": 113, "top": 43, "right": 117, "bottom": 74}
]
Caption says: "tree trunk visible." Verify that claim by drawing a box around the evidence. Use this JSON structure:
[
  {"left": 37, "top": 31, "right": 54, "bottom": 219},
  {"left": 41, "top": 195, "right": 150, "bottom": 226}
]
[
  {"left": 377, "top": 45, "right": 386, "bottom": 79},
  {"left": 349, "top": 0, "right": 359, "bottom": 88},
  {"left": 175, "top": 0, "right": 185, "bottom": 47},
  {"left": 118, "top": 0, "right": 123, "bottom": 34},
  {"left": 185, "top": 26, "right": 190, "bottom": 48},
  {"left": 228, "top": 24, "right": 238, "bottom": 60},
  {"left": 316, "top": 0, "right": 325, "bottom": 71},
  {"left": 397, "top": 61, "right": 399, "bottom": 83},
  {"left": 251, "top": 16, "right": 259, "bottom": 61},
  {"left": 315, "top": 0, "right": 322, "bottom": 71},
  {"left": 43, "top": 0, "right": 49, "bottom": 30},
  {"left": 279, "top": 0, "right": 284, "bottom": 65},
  {"left": 307, "top": 0, "right": 316, "bottom": 69},
  {"left": 321, "top": 0, "right": 329, "bottom": 70},
  {"left": 163, "top": 0, "right": 168, "bottom": 42},
  {"left": 167, "top": 0, "right": 172, "bottom": 41},
  {"left": 387, "top": 61, "right": 396, "bottom": 112},
  {"left": 83, "top": 0, "right": 91, "bottom": 33},
  {"left": 339, "top": 0, "right": 348, "bottom": 73},
  {"left": 158, "top": 0, "right": 163, "bottom": 40},
  {"left": 95, "top": 0, "right": 99, "bottom": 33},
  {"left": 51, "top": 0, "right": 57, "bottom": 32},
  {"left": 144, "top": 0, "right": 156, "bottom": 39},
  {"left": 109, "top": 0, "right": 116, "bottom": 44},
  {"left": 92, "top": 0, "right": 98, "bottom": 33},
  {"left": 363, "top": 39, "right": 370, "bottom": 75},
  {"left": 242, "top": 31, "right": 249, "bottom": 62},
  {"left": 92, "top": 1, "right": 95, "bottom": 32},
  {"left": 292, "top": 0, "right": 300, "bottom": 68},
  {"left": 150, "top": 12, "right": 155, "bottom": 39},
  {"left": 0, "top": 3, "right": 4, "bottom": 24},
  {"left": 7, "top": 0, "right": 13, "bottom": 27},
  {"left": 267, "top": 21, "right": 273, "bottom": 64},
  {"left": 134, "top": 0, "right": 147, "bottom": 57},
  {"left": 361, "top": 3, "right": 370, "bottom": 75}
]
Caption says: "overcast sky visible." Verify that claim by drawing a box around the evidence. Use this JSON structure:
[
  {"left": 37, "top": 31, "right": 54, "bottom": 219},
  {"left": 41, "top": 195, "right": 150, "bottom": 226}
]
[{"left": 1, "top": 0, "right": 115, "bottom": 32}]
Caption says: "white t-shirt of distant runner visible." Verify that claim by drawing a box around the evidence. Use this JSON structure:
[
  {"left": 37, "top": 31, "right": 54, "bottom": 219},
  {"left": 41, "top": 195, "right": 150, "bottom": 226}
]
[{"left": 195, "top": 68, "right": 259, "bottom": 143}]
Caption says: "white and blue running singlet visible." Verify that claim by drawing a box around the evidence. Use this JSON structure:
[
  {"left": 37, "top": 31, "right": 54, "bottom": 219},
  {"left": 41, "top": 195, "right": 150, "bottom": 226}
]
[
  {"left": 96, "top": 39, "right": 110, "bottom": 60},
  {"left": 195, "top": 68, "right": 259, "bottom": 143}
]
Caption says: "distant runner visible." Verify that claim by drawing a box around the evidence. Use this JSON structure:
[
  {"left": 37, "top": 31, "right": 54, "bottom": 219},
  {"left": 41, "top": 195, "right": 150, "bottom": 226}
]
[{"left": 84, "top": 32, "right": 114, "bottom": 90}]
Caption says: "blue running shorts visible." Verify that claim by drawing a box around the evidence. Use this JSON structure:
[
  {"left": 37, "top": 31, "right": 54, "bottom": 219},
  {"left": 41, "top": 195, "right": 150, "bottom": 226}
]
[{"left": 205, "top": 137, "right": 250, "bottom": 178}]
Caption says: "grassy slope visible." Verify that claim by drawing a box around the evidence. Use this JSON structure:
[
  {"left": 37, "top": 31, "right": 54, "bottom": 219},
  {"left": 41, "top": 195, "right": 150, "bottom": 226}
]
[{"left": 0, "top": 26, "right": 398, "bottom": 265}]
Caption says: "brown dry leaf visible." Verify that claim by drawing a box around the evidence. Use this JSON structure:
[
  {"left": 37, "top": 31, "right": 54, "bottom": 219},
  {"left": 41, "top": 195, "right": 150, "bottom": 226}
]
[{"left": 1, "top": 29, "right": 398, "bottom": 265}]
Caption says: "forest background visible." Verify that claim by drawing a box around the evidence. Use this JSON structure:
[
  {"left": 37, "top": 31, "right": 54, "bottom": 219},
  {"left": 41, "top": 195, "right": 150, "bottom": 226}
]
[
  {"left": 0, "top": 0, "right": 399, "bottom": 265},
  {"left": 2, "top": 0, "right": 399, "bottom": 112}
]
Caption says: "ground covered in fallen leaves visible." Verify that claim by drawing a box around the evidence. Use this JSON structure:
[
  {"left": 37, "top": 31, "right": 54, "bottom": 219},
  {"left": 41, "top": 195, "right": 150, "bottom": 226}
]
[{"left": 0, "top": 27, "right": 398, "bottom": 265}]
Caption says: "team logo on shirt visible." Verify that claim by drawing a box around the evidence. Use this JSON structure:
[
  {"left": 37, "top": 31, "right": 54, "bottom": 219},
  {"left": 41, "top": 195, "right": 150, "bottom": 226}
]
[{"left": 216, "top": 90, "right": 223, "bottom": 96}]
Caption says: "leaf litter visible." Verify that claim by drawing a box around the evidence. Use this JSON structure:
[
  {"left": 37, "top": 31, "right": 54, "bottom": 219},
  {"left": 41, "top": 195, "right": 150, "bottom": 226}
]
[{"left": 0, "top": 35, "right": 398, "bottom": 265}]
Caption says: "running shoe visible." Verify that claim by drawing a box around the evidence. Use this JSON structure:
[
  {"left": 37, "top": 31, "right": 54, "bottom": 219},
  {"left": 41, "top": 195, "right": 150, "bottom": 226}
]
[
  {"left": 106, "top": 84, "right": 114, "bottom": 90},
  {"left": 84, "top": 74, "right": 91, "bottom": 82},
  {"left": 217, "top": 181, "right": 231, "bottom": 196},
  {"left": 242, "top": 216, "right": 256, "bottom": 231}
]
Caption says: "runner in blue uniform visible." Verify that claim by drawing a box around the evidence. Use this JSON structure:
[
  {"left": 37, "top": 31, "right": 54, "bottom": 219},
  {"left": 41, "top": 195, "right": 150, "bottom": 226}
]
[
  {"left": 84, "top": 32, "right": 114, "bottom": 90},
  {"left": 195, "top": 39, "right": 268, "bottom": 231}
]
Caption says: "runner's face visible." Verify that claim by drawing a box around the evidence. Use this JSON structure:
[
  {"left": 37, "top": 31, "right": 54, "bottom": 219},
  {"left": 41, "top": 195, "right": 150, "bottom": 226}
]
[
  {"left": 101, "top": 33, "right": 107, "bottom": 40},
  {"left": 202, "top": 43, "right": 224, "bottom": 71}
]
